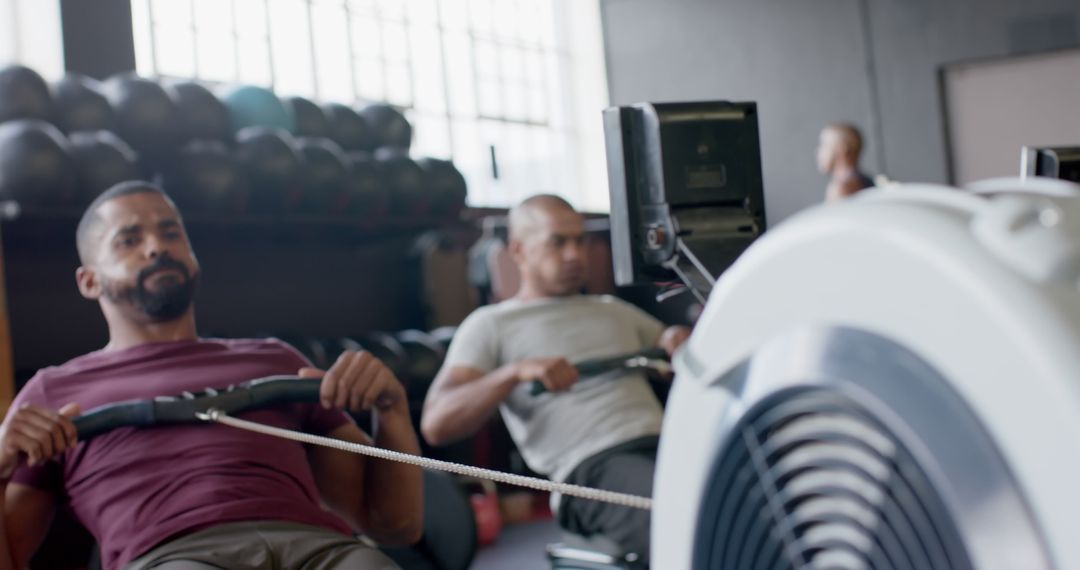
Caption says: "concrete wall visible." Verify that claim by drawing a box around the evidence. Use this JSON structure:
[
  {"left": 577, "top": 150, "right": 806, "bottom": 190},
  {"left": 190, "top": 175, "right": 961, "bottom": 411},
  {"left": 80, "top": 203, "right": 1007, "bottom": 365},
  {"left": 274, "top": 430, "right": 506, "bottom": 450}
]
[
  {"left": 60, "top": 0, "right": 136, "bottom": 79},
  {"left": 600, "top": 0, "right": 1080, "bottom": 222}
]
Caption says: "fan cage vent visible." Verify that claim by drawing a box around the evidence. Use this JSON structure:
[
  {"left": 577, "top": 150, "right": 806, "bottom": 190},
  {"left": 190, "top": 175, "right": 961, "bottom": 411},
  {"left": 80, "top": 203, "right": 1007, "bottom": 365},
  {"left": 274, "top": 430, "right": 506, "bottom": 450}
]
[{"left": 693, "top": 387, "right": 973, "bottom": 570}]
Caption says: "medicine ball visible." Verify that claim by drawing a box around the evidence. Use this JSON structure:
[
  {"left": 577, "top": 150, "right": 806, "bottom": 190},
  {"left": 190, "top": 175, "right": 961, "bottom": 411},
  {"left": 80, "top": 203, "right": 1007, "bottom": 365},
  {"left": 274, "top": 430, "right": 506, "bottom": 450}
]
[
  {"left": 0, "top": 119, "right": 77, "bottom": 206},
  {"left": 358, "top": 103, "right": 411, "bottom": 151},
  {"left": 159, "top": 140, "right": 249, "bottom": 214},
  {"left": 375, "top": 153, "right": 428, "bottom": 216},
  {"left": 416, "top": 157, "right": 468, "bottom": 218},
  {"left": 284, "top": 96, "right": 329, "bottom": 138},
  {"left": 344, "top": 152, "right": 388, "bottom": 216},
  {"left": 221, "top": 85, "right": 294, "bottom": 133},
  {"left": 102, "top": 73, "right": 183, "bottom": 168},
  {"left": 51, "top": 74, "right": 114, "bottom": 133},
  {"left": 295, "top": 137, "right": 350, "bottom": 213},
  {"left": 395, "top": 329, "right": 446, "bottom": 400},
  {"left": 68, "top": 130, "right": 140, "bottom": 204},
  {"left": 235, "top": 126, "right": 302, "bottom": 213},
  {"left": 312, "top": 337, "right": 354, "bottom": 370},
  {"left": 333, "top": 336, "right": 412, "bottom": 374},
  {"left": 0, "top": 64, "right": 53, "bottom": 124},
  {"left": 167, "top": 81, "right": 232, "bottom": 142},
  {"left": 323, "top": 102, "right": 375, "bottom": 152},
  {"left": 275, "top": 334, "right": 328, "bottom": 369}
]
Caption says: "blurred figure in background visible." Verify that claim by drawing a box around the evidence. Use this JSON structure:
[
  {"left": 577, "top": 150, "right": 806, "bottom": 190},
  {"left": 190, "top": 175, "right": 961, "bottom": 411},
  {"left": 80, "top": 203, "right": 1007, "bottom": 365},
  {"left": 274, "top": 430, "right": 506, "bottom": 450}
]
[
  {"left": 423, "top": 194, "right": 690, "bottom": 563},
  {"left": 817, "top": 123, "right": 875, "bottom": 202}
]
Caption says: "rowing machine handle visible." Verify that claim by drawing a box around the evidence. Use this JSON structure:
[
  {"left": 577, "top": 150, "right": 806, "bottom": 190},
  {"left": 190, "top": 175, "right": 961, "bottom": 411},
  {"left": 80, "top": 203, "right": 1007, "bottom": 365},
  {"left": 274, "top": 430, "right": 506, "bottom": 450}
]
[
  {"left": 73, "top": 376, "right": 322, "bottom": 441},
  {"left": 72, "top": 401, "right": 157, "bottom": 440},
  {"left": 528, "top": 347, "right": 670, "bottom": 396}
]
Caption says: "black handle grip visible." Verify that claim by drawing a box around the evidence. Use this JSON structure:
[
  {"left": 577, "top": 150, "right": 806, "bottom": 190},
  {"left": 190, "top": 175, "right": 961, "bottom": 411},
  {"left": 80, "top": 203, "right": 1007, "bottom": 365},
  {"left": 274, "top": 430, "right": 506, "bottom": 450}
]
[
  {"left": 73, "top": 401, "right": 156, "bottom": 440},
  {"left": 73, "top": 376, "right": 323, "bottom": 441},
  {"left": 244, "top": 376, "right": 323, "bottom": 408},
  {"left": 528, "top": 347, "right": 670, "bottom": 396}
]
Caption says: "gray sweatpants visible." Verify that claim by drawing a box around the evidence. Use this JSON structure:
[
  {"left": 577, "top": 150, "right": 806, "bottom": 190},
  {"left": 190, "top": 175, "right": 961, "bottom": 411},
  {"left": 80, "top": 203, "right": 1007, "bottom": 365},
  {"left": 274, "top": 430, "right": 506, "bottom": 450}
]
[
  {"left": 557, "top": 436, "right": 658, "bottom": 563},
  {"left": 124, "top": 521, "right": 399, "bottom": 570}
]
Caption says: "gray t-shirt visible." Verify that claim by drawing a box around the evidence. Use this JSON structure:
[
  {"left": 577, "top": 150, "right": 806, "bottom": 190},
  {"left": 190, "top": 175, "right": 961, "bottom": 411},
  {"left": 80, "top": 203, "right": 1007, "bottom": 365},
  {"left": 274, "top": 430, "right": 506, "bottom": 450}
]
[{"left": 443, "top": 294, "right": 665, "bottom": 483}]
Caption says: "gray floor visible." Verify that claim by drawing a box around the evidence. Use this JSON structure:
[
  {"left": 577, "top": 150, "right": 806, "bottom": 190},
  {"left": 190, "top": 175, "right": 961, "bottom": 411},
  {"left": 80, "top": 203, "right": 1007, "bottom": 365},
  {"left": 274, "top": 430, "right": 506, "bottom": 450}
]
[{"left": 470, "top": 518, "right": 563, "bottom": 570}]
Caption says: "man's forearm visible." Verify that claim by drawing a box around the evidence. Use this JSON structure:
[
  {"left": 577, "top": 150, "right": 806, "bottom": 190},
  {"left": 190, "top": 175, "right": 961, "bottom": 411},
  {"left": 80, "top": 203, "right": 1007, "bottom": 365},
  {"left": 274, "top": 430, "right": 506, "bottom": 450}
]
[
  {"left": 421, "top": 364, "right": 521, "bottom": 446},
  {"left": 0, "top": 484, "right": 15, "bottom": 570},
  {"left": 363, "top": 407, "right": 423, "bottom": 545}
]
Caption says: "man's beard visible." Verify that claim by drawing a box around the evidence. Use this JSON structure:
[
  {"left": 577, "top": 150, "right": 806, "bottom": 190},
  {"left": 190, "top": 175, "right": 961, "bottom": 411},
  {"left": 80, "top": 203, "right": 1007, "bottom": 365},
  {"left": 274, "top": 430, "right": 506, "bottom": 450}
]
[{"left": 103, "top": 256, "right": 198, "bottom": 322}]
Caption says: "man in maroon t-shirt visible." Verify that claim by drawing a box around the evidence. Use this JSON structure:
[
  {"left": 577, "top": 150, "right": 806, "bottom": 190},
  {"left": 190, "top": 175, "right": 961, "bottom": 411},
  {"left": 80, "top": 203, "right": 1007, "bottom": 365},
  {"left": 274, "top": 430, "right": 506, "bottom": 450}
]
[{"left": 0, "top": 182, "right": 423, "bottom": 569}]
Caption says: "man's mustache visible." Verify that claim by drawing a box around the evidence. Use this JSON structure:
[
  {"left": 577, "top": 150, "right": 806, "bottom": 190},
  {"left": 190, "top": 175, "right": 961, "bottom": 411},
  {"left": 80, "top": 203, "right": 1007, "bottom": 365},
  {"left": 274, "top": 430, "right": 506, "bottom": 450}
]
[{"left": 137, "top": 257, "right": 190, "bottom": 284}]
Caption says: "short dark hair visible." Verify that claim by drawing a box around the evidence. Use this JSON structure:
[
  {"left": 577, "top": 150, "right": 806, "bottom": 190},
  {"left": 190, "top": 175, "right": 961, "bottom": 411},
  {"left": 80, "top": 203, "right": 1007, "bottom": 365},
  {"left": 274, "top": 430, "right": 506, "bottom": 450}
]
[{"left": 76, "top": 181, "right": 171, "bottom": 264}]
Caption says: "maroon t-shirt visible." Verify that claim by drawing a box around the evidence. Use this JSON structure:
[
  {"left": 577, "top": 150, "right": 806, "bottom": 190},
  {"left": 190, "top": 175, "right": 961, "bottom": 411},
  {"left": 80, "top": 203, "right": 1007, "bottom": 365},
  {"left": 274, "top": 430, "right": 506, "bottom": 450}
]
[{"left": 7, "top": 338, "right": 354, "bottom": 570}]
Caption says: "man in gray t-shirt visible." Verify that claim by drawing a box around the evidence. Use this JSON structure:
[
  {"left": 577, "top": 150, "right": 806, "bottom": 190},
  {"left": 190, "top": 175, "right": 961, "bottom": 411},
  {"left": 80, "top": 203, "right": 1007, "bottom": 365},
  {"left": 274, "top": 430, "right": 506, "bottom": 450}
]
[{"left": 421, "top": 194, "right": 689, "bottom": 561}]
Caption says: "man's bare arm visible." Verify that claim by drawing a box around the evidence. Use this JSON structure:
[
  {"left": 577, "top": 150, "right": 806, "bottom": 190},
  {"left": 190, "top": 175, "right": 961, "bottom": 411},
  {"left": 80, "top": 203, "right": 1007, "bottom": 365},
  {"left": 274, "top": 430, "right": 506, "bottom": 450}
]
[
  {"left": 304, "top": 352, "right": 423, "bottom": 546},
  {"left": 422, "top": 358, "right": 577, "bottom": 446},
  {"left": 308, "top": 419, "right": 423, "bottom": 546},
  {"left": 421, "top": 365, "right": 520, "bottom": 446},
  {"left": 2, "top": 483, "right": 57, "bottom": 569},
  {"left": 0, "top": 402, "right": 78, "bottom": 569}
]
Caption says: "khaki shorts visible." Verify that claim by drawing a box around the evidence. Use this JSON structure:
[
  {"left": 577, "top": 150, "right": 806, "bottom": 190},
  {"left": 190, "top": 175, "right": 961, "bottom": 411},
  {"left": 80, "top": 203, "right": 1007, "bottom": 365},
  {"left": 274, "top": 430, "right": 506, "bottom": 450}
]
[{"left": 125, "top": 521, "right": 400, "bottom": 570}]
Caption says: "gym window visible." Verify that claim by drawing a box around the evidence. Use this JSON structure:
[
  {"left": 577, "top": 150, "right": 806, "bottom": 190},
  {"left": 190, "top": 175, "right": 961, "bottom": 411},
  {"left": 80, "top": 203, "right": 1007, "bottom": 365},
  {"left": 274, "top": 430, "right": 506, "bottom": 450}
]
[
  {"left": 129, "top": 0, "right": 611, "bottom": 212},
  {"left": 0, "top": 0, "right": 64, "bottom": 79}
]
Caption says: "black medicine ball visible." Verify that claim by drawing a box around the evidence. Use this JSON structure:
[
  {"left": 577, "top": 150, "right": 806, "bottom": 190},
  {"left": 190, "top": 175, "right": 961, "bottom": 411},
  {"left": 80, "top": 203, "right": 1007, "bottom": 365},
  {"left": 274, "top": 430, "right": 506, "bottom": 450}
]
[
  {"left": 0, "top": 65, "right": 53, "bottom": 125},
  {"left": 68, "top": 130, "right": 141, "bottom": 204},
  {"left": 0, "top": 119, "right": 77, "bottom": 206},
  {"left": 52, "top": 73, "right": 114, "bottom": 133}
]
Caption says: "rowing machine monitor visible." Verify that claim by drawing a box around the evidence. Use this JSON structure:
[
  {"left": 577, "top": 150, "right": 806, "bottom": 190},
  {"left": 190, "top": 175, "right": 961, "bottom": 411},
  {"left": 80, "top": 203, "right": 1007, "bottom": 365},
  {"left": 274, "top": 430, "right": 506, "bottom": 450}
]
[
  {"left": 603, "top": 101, "right": 766, "bottom": 302},
  {"left": 1022, "top": 146, "right": 1080, "bottom": 184}
]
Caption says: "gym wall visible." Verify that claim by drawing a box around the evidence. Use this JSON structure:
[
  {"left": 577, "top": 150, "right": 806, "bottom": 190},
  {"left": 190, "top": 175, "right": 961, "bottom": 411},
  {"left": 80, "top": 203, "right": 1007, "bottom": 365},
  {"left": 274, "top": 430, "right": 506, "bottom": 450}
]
[
  {"left": 600, "top": 0, "right": 1080, "bottom": 223},
  {"left": 942, "top": 48, "right": 1080, "bottom": 184},
  {"left": 59, "top": 0, "right": 137, "bottom": 80}
]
